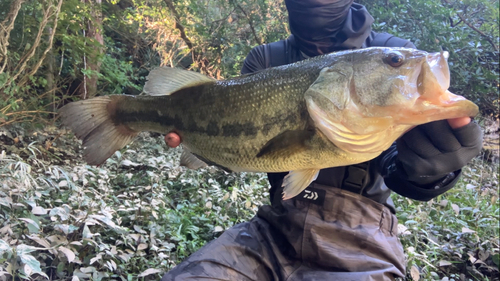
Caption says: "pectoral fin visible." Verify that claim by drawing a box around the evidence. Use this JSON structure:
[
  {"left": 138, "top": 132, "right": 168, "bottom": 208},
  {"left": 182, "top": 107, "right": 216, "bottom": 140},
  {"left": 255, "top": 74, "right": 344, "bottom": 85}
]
[
  {"left": 256, "top": 130, "right": 315, "bottom": 159},
  {"left": 282, "top": 169, "right": 320, "bottom": 200},
  {"left": 180, "top": 150, "right": 208, "bottom": 170}
]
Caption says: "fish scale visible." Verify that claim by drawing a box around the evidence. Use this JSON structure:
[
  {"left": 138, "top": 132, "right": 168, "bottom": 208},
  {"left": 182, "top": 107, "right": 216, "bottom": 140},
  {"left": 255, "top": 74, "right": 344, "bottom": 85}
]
[{"left": 59, "top": 47, "right": 478, "bottom": 199}]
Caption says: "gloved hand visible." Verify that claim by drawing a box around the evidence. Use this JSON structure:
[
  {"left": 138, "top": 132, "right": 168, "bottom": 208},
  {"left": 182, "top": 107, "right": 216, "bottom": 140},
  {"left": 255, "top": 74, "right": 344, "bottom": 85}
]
[{"left": 396, "top": 119, "right": 483, "bottom": 186}]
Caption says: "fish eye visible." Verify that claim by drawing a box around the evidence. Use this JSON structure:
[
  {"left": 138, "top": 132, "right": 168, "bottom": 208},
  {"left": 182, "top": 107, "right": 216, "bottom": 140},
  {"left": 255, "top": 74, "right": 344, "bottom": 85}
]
[{"left": 385, "top": 52, "right": 405, "bottom": 67}]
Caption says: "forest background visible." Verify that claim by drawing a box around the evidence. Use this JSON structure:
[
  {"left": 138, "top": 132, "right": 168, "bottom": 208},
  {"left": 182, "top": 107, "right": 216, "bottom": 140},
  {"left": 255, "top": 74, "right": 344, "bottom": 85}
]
[{"left": 0, "top": 0, "right": 498, "bottom": 280}]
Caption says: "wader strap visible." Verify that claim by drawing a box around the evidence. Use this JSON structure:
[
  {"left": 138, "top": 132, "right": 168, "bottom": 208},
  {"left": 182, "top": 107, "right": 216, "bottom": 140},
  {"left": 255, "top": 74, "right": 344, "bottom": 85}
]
[
  {"left": 265, "top": 35, "right": 297, "bottom": 68},
  {"left": 342, "top": 162, "right": 369, "bottom": 194}
]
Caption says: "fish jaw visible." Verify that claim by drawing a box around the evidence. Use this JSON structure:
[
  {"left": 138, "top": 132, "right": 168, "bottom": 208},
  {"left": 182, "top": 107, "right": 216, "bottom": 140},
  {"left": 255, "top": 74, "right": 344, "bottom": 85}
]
[{"left": 398, "top": 51, "right": 479, "bottom": 124}]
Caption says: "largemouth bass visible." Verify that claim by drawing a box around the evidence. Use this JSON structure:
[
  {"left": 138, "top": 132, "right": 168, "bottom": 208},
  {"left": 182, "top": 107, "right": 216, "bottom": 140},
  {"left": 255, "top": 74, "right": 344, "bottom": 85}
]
[{"left": 59, "top": 47, "right": 478, "bottom": 199}]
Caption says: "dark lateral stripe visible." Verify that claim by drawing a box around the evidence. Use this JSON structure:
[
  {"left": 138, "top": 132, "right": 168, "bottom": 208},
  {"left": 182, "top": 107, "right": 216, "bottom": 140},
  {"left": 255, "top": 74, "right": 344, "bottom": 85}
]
[{"left": 115, "top": 107, "right": 262, "bottom": 137}]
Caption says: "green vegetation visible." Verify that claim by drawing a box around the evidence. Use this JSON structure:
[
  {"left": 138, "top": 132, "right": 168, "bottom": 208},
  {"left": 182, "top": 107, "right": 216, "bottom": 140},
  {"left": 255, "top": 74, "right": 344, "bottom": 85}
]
[
  {"left": 0, "top": 126, "right": 498, "bottom": 280},
  {"left": 0, "top": 0, "right": 498, "bottom": 280}
]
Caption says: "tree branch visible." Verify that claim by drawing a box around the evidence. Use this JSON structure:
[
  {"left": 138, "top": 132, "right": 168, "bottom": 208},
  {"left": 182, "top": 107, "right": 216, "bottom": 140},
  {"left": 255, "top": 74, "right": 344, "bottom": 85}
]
[
  {"left": 442, "top": 0, "right": 498, "bottom": 52},
  {"left": 0, "top": 0, "right": 25, "bottom": 74},
  {"left": 162, "top": 0, "right": 210, "bottom": 73},
  {"left": 234, "top": 3, "right": 262, "bottom": 45},
  {"left": 455, "top": 12, "right": 498, "bottom": 52}
]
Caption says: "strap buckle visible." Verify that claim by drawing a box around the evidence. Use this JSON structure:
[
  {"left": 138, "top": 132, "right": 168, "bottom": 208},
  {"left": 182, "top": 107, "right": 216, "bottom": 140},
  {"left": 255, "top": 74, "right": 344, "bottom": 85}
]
[{"left": 342, "top": 162, "right": 369, "bottom": 194}]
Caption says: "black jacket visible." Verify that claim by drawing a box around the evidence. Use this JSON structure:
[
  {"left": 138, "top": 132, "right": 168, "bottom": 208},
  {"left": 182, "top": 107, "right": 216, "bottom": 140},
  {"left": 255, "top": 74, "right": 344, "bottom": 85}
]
[{"left": 240, "top": 32, "right": 460, "bottom": 213}]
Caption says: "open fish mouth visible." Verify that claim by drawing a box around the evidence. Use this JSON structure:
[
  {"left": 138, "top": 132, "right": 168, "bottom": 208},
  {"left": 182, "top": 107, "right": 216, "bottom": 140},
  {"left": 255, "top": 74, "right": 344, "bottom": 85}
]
[
  {"left": 382, "top": 50, "right": 480, "bottom": 155},
  {"left": 400, "top": 50, "right": 479, "bottom": 124}
]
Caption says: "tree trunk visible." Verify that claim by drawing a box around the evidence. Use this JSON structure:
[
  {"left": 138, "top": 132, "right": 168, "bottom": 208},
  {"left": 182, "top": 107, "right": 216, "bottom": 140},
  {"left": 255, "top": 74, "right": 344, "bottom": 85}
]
[{"left": 80, "top": 0, "right": 103, "bottom": 99}]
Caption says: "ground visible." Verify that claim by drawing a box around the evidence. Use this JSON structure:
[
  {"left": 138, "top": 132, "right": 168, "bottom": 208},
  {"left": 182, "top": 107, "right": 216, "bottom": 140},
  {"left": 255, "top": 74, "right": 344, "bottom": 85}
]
[{"left": 0, "top": 119, "right": 498, "bottom": 281}]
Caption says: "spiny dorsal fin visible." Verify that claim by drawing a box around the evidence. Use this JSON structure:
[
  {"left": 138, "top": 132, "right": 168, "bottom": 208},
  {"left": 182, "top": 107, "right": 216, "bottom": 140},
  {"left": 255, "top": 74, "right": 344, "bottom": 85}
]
[{"left": 143, "top": 67, "right": 215, "bottom": 96}]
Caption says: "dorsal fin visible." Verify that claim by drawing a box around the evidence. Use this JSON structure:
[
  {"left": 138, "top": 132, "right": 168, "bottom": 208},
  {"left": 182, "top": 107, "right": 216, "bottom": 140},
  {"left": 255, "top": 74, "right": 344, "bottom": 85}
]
[{"left": 143, "top": 67, "right": 215, "bottom": 96}]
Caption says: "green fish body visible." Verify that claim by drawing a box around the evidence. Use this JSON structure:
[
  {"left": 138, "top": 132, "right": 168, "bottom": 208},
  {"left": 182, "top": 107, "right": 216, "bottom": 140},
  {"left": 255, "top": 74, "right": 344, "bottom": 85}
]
[{"left": 60, "top": 47, "right": 479, "bottom": 199}]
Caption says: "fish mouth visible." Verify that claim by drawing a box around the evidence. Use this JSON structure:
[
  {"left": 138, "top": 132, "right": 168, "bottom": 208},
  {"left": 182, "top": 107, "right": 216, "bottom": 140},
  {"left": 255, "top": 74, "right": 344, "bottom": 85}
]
[{"left": 400, "top": 51, "right": 479, "bottom": 124}]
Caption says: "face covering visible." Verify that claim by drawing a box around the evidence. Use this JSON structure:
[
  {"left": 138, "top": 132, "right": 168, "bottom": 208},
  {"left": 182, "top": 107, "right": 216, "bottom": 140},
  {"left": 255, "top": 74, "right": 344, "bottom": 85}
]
[{"left": 285, "top": 0, "right": 374, "bottom": 56}]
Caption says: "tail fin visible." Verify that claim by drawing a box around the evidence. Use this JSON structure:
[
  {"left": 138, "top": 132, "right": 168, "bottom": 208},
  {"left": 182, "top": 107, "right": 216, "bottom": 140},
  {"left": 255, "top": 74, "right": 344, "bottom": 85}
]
[{"left": 58, "top": 96, "right": 138, "bottom": 165}]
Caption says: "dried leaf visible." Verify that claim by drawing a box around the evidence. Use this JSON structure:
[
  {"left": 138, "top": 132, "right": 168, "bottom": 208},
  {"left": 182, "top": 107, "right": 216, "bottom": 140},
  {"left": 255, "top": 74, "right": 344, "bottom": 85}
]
[
  {"left": 410, "top": 265, "right": 420, "bottom": 281},
  {"left": 397, "top": 224, "right": 411, "bottom": 236},
  {"left": 46, "top": 235, "right": 68, "bottom": 245},
  {"left": 465, "top": 184, "right": 476, "bottom": 189},
  {"left": 27, "top": 235, "right": 53, "bottom": 254},
  {"left": 138, "top": 268, "right": 162, "bottom": 278},
  {"left": 133, "top": 225, "right": 147, "bottom": 234},
  {"left": 19, "top": 218, "right": 39, "bottom": 230},
  {"left": 129, "top": 234, "right": 141, "bottom": 242},
  {"left": 468, "top": 253, "right": 485, "bottom": 264},
  {"left": 32, "top": 206, "right": 47, "bottom": 215},
  {"left": 137, "top": 243, "right": 148, "bottom": 251},
  {"left": 120, "top": 160, "right": 140, "bottom": 167},
  {"left": 478, "top": 250, "right": 490, "bottom": 261},
  {"left": 0, "top": 225, "right": 12, "bottom": 235},
  {"left": 461, "top": 227, "right": 475, "bottom": 234},
  {"left": 451, "top": 204, "right": 460, "bottom": 215},
  {"left": 438, "top": 260, "right": 452, "bottom": 266},
  {"left": 439, "top": 199, "right": 448, "bottom": 207},
  {"left": 90, "top": 253, "right": 103, "bottom": 265},
  {"left": 59, "top": 246, "right": 76, "bottom": 263}
]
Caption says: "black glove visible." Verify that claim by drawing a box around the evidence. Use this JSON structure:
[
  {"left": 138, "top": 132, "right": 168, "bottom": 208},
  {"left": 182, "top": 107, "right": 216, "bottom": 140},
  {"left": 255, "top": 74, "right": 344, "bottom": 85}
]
[{"left": 396, "top": 120, "right": 483, "bottom": 187}]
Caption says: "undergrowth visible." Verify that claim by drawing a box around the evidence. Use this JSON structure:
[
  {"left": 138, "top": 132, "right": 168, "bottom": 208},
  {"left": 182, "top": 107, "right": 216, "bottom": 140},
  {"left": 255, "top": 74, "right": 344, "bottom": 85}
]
[{"left": 0, "top": 125, "right": 498, "bottom": 280}]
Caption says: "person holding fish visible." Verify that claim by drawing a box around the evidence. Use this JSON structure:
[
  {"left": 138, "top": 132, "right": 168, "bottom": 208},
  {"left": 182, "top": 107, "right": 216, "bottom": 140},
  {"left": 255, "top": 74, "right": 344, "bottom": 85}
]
[
  {"left": 158, "top": 0, "right": 483, "bottom": 280},
  {"left": 58, "top": 0, "right": 483, "bottom": 280}
]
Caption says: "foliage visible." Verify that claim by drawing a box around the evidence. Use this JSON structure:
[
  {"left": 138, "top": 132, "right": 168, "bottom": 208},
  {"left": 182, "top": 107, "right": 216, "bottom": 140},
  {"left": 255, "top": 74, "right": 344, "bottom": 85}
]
[
  {"left": 1, "top": 0, "right": 498, "bottom": 127},
  {"left": 359, "top": 0, "right": 499, "bottom": 114},
  {"left": 0, "top": 124, "right": 498, "bottom": 280},
  {"left": 0, "top": 0, "right": 499, "bottom": 280},
  {"left": 0, "top": 127, "right": 269, "bottom": 280},
  {"left": 396, "top": 155, "right": 499, "bottom": 280}
]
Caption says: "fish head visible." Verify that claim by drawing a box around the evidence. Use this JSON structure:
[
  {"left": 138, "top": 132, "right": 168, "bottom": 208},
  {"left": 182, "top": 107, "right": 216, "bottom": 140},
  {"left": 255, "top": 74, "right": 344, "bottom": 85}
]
[
  {"left": 348, "top": 47, "right": 478, "bottom": 126},
  {"left": 305, "top": 47, "right": 479, "bottom": 155}
]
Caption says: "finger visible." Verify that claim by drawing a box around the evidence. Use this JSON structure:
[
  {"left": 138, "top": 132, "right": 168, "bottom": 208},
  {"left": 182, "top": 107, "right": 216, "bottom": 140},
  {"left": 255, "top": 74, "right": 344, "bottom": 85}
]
[
  {"left": 399, "top": 126, "right": 441, "bottom": 158},
  {"left": 448, "top": 117, "right": 471, "bottom": 129},
  {"left": 419, "top": 120, "right": 462, "bottom": 152},
  {"left": 396, "top": 139, "right": 435, "bottom": 176},
  {"left": 452, "top": 121, "right": 483, "bottom": 147},
  {"left": 165, "top": 132, "right": 181, "bottom": 148}
]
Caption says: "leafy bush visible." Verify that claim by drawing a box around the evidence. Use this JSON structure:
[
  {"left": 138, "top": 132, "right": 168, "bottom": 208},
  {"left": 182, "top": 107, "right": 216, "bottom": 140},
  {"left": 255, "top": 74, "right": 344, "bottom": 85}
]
[
  {"left": 0, "top": 126, "right": 498, "bottom": 280},
  {"left": 0, "top": 128, "right": 269, "bottom": 280},
  {"left": 360, "top": 0, "right": 499, "bottom": 114}
]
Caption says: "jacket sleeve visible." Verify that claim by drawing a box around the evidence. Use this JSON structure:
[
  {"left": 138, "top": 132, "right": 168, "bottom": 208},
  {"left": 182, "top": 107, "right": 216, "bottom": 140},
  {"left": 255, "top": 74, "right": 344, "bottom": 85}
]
[
  {"left": 241, "top": 45, "right": 268, "bottom": 75},
  {"left": 378, "top": 144, "right": 460, "bottom": 201}
]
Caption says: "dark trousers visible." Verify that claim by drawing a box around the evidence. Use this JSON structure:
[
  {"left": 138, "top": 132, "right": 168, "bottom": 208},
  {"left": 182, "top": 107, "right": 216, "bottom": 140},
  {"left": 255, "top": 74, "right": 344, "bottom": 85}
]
[{"left": 162, "top": 183, "right": 406, "bottom": 281}]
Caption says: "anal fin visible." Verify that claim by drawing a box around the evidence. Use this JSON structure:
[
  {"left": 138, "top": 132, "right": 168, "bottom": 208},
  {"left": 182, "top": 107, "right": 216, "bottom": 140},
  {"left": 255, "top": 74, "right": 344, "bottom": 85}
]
[
  {"left": 282, "top": 169, "right": 320, "bottom": 200},
  {"left": 180, "top": 150, "right": 208, "bottom": 170}
]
